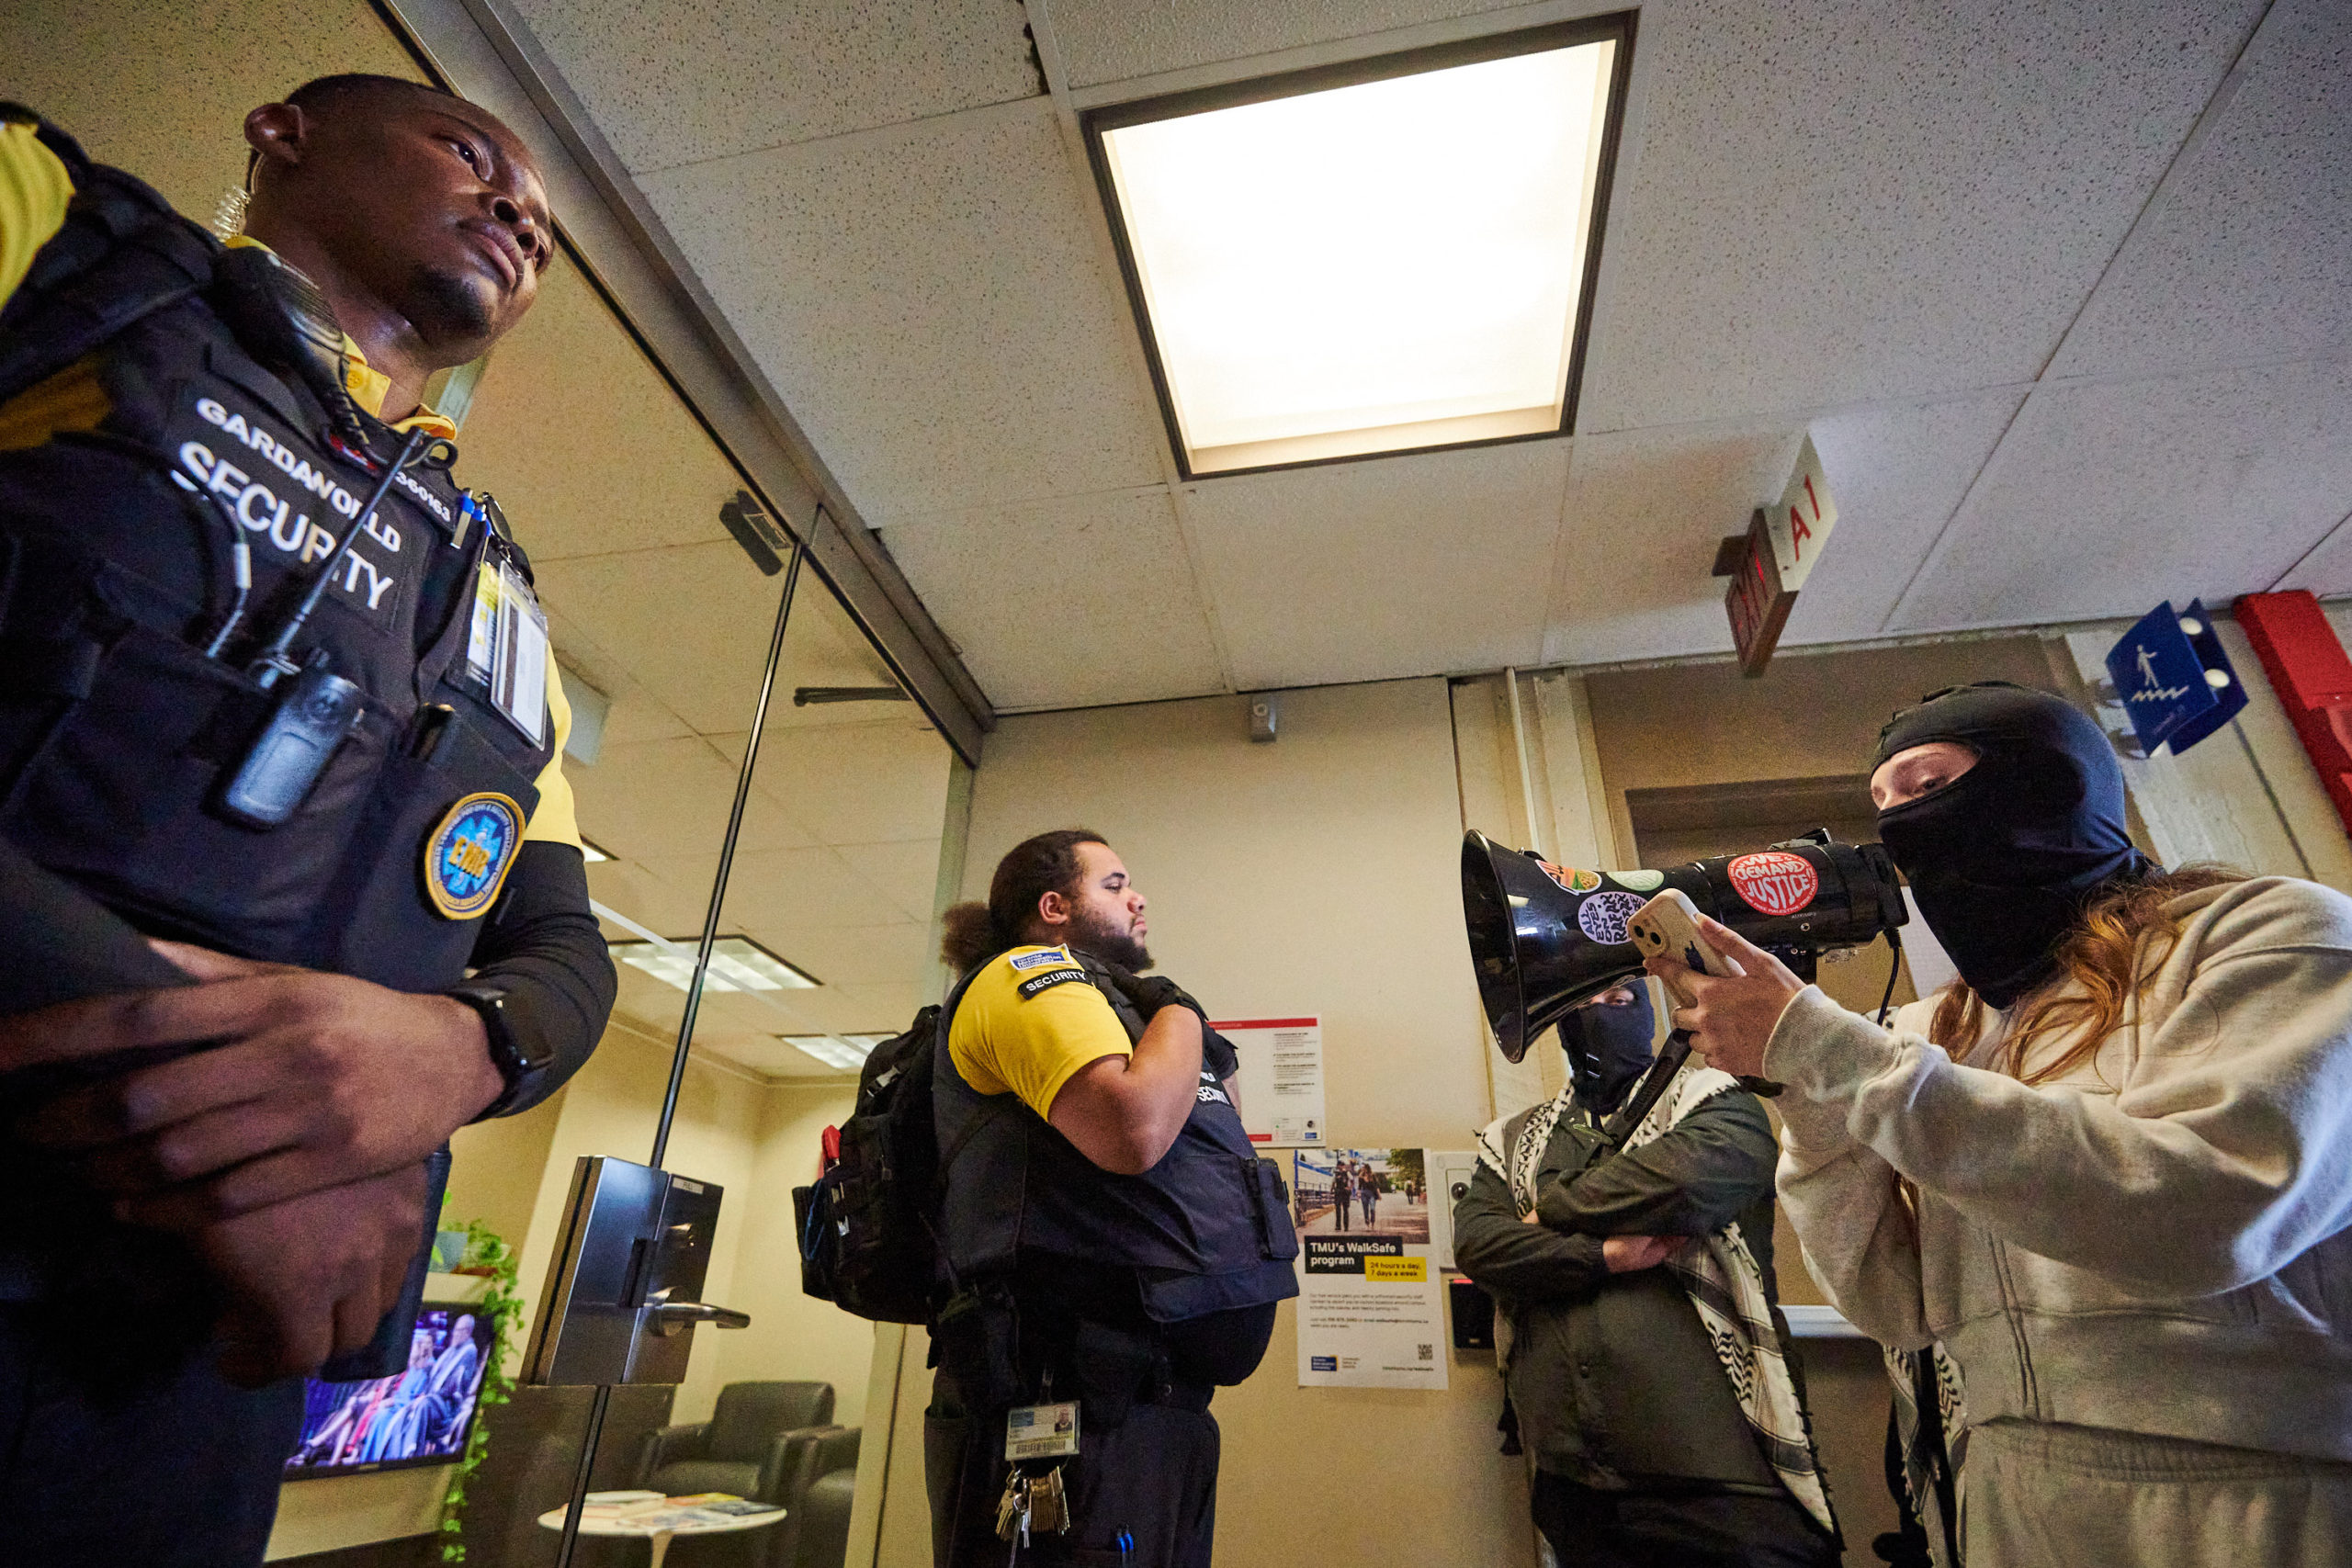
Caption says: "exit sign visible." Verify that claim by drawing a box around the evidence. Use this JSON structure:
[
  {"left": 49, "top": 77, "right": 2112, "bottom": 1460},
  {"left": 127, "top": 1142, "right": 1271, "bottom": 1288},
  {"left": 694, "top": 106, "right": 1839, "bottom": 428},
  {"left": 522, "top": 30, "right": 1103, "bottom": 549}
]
[
  {"left": 1712, "top": 434, "right": 1839, "bottom": 677},
  {"left": 1717, "top": 510, "right": 1795, "bottom": 677}
]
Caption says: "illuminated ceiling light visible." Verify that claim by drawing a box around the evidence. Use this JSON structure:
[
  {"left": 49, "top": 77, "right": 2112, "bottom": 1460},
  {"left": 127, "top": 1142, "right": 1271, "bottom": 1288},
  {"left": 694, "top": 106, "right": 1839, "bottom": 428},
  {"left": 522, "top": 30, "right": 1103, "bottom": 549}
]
[
  {"left": 611, "top": 935, "right": 821, "bottom": 992},
  {"left": 578, "top": 836, "right": 615, "bottom": 863},
  {"left": 1086, "top": 17, "right": 1630, "bottom": 477},
  {"left": 783, "top": 1034, "right": 886, "bottom": 1071}
]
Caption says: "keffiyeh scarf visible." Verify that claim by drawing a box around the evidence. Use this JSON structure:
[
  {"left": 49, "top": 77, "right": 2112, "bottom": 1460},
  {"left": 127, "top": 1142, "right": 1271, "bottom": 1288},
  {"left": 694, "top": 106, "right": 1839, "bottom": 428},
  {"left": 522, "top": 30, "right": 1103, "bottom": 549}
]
[{"left": 1475, "top": 1059, "right": 1838, "bottom": 1537}]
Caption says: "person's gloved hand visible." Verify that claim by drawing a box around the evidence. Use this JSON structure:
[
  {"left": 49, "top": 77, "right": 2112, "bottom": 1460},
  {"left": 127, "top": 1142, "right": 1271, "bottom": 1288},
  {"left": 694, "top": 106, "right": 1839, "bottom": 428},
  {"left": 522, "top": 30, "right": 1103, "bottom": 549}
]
[{"left": 1101, "top": 966, "right": 1204, "bottom": 1025}]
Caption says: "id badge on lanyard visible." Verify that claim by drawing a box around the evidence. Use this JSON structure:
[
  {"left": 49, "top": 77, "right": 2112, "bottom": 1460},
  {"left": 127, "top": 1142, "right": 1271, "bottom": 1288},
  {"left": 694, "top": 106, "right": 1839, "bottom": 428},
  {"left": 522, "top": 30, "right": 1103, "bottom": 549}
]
[{"left": 464, "top": 557, "right": 548, "bottom": 745}]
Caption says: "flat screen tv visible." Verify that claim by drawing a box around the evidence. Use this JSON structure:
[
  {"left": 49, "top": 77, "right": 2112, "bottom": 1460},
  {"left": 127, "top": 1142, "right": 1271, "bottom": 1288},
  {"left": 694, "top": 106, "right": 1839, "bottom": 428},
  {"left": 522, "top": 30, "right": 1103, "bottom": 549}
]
[{"left": 284, "top": 1303, "right": 495, "bottom": 1479}]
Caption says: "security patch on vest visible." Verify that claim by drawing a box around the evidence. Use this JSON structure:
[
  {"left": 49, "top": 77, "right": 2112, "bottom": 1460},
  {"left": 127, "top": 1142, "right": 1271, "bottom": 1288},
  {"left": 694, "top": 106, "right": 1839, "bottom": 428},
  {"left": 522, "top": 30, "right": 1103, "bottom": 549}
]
[
  {"left": 424, "top": 791, "right": 524, "bottom": 919},
  {"left": 1196, "top": 1069, "right": 1231, "bottom": 1107},
  {"left": 1016, "top": 966, "right": 1088, "bottom": 999},
  {"left": 1007, "top": 946, "right": 1072, "bottom": 972},
  {"left": 168, "top": 389, "right": 412, "bottom": 630}
]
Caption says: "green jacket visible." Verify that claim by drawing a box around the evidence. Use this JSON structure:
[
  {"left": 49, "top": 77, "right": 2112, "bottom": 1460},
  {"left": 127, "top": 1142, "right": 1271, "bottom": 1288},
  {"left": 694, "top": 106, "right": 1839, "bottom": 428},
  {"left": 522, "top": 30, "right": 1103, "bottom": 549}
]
[{"left": 1452, "top": 1087, "right": 1787, "bottom": 1489}]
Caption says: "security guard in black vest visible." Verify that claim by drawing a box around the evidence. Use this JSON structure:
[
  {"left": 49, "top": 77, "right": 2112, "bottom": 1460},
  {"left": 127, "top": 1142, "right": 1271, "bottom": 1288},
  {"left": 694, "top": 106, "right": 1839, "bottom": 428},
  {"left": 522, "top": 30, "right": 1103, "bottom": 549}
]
[
  {"left": 0, "top": 76, "right": 616, "bottom": 1565},
  {"left": 928, "top": 829, "right": 1298, "bottom": 1568}
]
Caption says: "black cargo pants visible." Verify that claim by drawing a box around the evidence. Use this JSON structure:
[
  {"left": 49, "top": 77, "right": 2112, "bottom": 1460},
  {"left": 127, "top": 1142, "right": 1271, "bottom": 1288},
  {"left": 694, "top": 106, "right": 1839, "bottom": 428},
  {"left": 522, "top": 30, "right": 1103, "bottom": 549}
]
[{"left": 926, "top": 1359, "right": 1221, "bottom": 1568}]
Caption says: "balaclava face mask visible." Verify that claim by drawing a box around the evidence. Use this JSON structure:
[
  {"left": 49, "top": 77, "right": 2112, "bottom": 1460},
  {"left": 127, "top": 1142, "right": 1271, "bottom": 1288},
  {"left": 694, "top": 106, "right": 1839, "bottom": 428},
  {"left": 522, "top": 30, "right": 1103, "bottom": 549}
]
[
  {"left": 1561, "top": 986, "right": 1657, "bottom": 1113},
  {"left": 1872, "top": 682, "right": 2152, "bottom": 1009}
]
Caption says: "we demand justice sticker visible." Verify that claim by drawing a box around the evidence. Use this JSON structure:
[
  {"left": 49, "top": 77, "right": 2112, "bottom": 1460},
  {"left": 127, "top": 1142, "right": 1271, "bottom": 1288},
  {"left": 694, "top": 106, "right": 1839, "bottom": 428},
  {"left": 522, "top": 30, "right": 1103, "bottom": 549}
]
[{"left": 1726, "top": 852, "right": 1818, "bottom": 917}]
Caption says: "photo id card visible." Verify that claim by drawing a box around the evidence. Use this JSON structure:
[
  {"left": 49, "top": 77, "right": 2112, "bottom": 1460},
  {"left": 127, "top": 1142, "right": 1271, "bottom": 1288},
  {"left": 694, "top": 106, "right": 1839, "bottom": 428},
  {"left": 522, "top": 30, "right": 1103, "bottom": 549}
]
[
  {"left": 1004, "top": 1401, "right": 1079, "bottom": 1461},
  {"left": 489, "top": 560, "right": 548, "bottom": 746}
]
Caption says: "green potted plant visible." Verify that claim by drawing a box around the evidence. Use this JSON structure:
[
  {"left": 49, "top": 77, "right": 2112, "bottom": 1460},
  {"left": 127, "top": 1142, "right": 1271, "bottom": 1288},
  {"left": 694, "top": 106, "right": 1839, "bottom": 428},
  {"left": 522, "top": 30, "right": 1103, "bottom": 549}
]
[{"left": 436, "top": 1217, "right": 524, "bottom": 1563}]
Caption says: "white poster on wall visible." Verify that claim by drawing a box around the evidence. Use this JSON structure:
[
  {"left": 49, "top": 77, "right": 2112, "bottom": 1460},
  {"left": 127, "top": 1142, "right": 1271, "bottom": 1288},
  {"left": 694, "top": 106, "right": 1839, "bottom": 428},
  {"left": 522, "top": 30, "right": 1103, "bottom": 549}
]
[
  {"left": 1213, "top": 1015, "right": 1326, "bottom": 1147},
  {"left": 1290, "top": 1147, "right": 1448, "bottom": 1390}
]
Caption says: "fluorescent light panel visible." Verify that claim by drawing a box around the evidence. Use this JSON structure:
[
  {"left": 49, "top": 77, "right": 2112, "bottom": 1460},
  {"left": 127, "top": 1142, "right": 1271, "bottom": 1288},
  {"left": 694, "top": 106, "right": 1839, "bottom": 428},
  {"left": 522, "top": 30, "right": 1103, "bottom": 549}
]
[
  {"left": 783, "top": 1033, "right": 888, "bottom": 1071},
  {"left": 1091, "top": 21, "right": 1625, "bottom": 476},
  {"left": 613, "top": 935, "right": 820, "bottom": 993}
]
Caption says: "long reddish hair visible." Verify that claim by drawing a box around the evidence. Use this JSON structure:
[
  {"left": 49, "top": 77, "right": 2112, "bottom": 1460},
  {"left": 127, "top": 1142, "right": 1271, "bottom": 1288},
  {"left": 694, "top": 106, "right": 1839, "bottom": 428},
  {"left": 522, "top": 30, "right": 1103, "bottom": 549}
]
[{"left": 1926, "top": 864, "right": 2246, "bottom": 1083}]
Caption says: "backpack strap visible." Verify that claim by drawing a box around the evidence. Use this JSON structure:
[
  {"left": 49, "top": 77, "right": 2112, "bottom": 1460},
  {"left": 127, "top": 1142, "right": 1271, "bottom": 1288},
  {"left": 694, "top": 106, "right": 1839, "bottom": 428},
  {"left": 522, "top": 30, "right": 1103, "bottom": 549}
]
[
  {"left": 0, "top": 107, "right": 220, "bottom": 409},
  {"left": 933, "top": 962, "right": 1020, "bottom": 1177}
]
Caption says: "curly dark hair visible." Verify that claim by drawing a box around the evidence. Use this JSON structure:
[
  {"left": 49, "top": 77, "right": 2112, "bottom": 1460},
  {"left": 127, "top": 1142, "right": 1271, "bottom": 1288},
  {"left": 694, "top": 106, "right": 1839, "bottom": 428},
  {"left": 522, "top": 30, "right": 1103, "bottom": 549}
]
[{"left": 939, "top": 828, "right": 1108, "bottom": 974}]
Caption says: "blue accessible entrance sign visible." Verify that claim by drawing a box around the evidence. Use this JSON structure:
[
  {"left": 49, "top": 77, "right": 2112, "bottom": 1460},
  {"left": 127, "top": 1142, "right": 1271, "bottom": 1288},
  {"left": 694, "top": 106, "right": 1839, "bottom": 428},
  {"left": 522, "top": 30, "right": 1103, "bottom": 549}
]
[{"left": 2105, "top": 599, "right": 2246, "bottom": 756}]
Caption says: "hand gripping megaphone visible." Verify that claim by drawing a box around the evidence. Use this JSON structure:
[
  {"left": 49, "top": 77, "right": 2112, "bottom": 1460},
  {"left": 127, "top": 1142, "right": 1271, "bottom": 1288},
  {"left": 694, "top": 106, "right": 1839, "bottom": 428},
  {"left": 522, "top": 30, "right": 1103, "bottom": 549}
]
[{"left": 1461, "top": 829, "right": 1909, "bottom": 1062}]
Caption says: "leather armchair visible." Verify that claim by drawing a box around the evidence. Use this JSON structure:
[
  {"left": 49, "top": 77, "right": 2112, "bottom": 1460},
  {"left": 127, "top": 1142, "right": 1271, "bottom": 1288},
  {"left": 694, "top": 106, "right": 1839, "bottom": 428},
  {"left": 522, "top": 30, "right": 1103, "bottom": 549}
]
[
  {"left": 637, "top": 1381, "right": 836, "bottom": 1504},
  {"left": 767, "top": 1427, "right": 859, "bottom": 1568}
]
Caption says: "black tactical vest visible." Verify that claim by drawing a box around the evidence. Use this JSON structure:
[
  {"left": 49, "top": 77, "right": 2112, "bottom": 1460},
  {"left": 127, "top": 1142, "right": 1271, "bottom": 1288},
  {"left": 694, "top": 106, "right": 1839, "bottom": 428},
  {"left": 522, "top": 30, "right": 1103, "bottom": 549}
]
[
  {"left": 0, "top": 137, "right": 553, "bottom": 992},
  {"left": 933, "top": 953, "right": 1301, "bottom": 1324}
]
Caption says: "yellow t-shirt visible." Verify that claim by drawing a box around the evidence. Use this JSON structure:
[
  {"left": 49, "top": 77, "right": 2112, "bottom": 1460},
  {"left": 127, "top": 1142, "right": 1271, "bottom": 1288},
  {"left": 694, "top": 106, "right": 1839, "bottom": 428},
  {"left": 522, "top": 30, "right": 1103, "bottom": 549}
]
[
  {"left": 0, "top": 120, "right": 578, "bottom": 848},
  {"left": 949, "top": 946, "right": 1135, "bottom": 1120}
]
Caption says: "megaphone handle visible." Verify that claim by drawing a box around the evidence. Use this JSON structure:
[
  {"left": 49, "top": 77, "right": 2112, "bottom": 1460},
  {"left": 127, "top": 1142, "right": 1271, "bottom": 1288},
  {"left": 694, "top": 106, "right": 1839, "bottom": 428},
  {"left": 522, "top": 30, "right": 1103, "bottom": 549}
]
[{"left": 1667, "top": 1022, "right": 1785, "bottom": 1100}]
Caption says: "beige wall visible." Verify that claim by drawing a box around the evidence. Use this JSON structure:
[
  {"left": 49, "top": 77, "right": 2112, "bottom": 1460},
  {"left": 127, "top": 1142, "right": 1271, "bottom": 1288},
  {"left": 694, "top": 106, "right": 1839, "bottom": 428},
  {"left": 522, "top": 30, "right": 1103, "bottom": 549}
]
[{"left": 868, "top": 677, "right": 1533, "bottom": 1568}]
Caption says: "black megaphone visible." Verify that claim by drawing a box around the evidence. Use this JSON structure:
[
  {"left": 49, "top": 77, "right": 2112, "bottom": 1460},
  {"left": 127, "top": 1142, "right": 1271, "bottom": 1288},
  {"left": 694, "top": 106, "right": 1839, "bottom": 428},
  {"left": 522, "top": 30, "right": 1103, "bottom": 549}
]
[{"left": 1461, "top": 829, "right": 1908, "bottom": 1062}]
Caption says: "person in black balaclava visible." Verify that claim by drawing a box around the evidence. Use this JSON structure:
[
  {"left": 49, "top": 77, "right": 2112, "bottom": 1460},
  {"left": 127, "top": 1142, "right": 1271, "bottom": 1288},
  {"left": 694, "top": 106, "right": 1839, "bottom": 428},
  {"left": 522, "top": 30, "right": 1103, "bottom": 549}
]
[
  {"left": 1452, "top": 979, "right": 1839, "bottom": 1568},
  {"left": 1871, "top": 682, "right": 2152, "bottom": 1008},
  {"left": 1650, "top": 677, "right": 2352, "bottom": 1568},
  {"left": 1561, "top": 983, "right": 1658, "bottom": 1114}
]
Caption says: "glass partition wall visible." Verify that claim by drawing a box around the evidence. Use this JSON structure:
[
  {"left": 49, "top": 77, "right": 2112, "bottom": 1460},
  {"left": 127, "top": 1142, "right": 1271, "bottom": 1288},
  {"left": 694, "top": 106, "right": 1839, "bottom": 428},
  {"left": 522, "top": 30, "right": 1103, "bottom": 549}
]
[
  {"left": 5, "top": 5, "right": 963, "bottom": 1562},
  {"left": 423, "top": 218, "right": 958, "bottom": 1568}
]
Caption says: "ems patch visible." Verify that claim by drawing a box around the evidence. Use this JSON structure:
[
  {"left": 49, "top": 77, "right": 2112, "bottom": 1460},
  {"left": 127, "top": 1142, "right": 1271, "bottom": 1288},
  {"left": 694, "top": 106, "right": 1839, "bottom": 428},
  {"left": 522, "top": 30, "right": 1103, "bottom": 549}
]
[
  {"left": 424, "top": 792, "right": 523, "bottom": 919},
  {"left": 1016, "top": 967, "right": 1087, "bottom": 999},
  {"left": 1008, "top": 947, "right": 1071, "bottom": 972}
]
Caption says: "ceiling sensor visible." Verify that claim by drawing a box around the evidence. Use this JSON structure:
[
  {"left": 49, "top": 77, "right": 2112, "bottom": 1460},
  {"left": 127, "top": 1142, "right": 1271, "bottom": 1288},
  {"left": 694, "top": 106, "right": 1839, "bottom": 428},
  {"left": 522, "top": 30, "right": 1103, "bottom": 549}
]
[{"left": 718, "top": 489, "right": 794, "bottom": 575}]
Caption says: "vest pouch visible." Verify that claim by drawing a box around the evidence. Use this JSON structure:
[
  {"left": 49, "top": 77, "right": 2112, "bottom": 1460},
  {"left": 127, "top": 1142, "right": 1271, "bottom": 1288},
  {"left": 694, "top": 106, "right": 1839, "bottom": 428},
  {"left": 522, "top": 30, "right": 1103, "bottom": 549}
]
[
  {"left": 933, "top": 1282, "right": 1022, "bottom": 1412},
  {"left": 1, "top": 622, "right": 387, "bottom": 959},
  {"left": 1246, "top": 1154, "right": 1300, "bottom": 1263},
  {"left": 315, "top": 702, "right": 540, "bottom": 991}
]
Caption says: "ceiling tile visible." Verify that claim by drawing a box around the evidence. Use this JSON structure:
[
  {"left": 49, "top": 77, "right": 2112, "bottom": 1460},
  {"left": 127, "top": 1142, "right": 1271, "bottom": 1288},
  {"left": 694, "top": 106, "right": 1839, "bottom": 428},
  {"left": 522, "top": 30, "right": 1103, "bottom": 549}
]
[
  {"left": 1888, "top": 355, "right": 2352, "bottom": 631},
  {"left": 880, "top": 491, "right": 1228, "bottom": 708},
  {"left": 448, "top": 265, "right": 741, "bottom": 560},
  {"left": 1182, "top": 440, "right": 1566, "bottom": 688},
  {"left": 510, "top": 0, "right": 1040, "bottom": 172},
  {"left": 532, "top": 542, "right": 893, "bottom": 735},
  {"left": 744, "top": 921, "right": 935, "bottom": 989},
  {"left": 569, "top": 735, "right": 817, "bottom": 864},
  {"left": 1777, "top": 390, "right": 2027, "bottom": 644},
  {"left": 715, "top": 844, "right": 914, "bottom": 934},
  {"left": 712, "top": 723, "right": 956, "bottom": 850},
  {"left": 638, "top": 98, "right": 1168, "bottom": 522},
  {"left": 1582, "top": 0, "right": 2266, "bottom": 432},
  {"left": 1542, "top": 424, "right": 1795, "bottom": 667},
  {"left": 2046, "top": 0, "right": 2352, "bottom": 379},
  {"left": 544, "top": 607, "right": 696, "bottom": 750},
  {"left": 2272, "top": 513, "right": 2352, "bottom": 599},
  {"left": 833, "top": 839, "right": 952, "bottom": 923},
  {"left": 1046, "top": 0, "right": 1536, "bottom": 89}
]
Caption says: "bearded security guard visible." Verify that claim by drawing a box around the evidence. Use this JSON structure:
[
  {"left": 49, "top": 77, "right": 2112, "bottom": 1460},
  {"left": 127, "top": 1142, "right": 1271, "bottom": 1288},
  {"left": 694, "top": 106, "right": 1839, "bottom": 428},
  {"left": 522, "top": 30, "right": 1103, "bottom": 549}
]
[
  {"left": 0, "top": 76, "right": 615, "bottom": 1564},
  {"left": 928, "top": 829, "right": 1298, "bottom": 1568}
]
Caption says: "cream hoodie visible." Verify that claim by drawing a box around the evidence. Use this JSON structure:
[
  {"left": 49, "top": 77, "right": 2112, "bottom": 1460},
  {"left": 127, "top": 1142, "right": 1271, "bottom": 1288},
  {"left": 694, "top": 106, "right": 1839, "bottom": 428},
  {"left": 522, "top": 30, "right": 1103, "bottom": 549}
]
[{"left": 1767, "top": 876, "right": 2352, "bottom": 1459}]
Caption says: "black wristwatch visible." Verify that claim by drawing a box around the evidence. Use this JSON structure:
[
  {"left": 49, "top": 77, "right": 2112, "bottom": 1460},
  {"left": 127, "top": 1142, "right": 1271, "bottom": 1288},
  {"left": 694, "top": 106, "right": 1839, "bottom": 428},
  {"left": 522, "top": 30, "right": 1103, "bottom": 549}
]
[{"left": 447, "top": 983, "right": 555, "bottom": 1120}]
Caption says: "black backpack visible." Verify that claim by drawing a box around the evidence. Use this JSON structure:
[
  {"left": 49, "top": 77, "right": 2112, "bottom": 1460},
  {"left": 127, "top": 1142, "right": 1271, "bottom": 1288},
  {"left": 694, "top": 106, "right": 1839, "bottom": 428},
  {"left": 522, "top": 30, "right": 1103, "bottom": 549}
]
[
  {"left": 793, "top": 974, "right": 1018, "bottom": 1325},
  {"left": 792, "top": 1005, "right": 945, "bottom": 1325}
]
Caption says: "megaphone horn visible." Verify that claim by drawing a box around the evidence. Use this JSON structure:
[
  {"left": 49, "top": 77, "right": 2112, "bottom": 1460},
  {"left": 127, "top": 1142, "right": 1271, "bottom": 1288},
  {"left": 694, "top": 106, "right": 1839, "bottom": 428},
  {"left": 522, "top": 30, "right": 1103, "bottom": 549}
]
[{"left": 1461, "top": 829, "right": 1907, "bottom": 1062}]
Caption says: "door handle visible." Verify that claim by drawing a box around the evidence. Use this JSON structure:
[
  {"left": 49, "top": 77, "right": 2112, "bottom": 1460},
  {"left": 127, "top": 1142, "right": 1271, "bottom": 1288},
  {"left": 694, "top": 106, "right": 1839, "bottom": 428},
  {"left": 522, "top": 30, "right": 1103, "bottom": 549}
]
[{"left": 646, "top": 1299, "right": 751, "bottom": 1336}]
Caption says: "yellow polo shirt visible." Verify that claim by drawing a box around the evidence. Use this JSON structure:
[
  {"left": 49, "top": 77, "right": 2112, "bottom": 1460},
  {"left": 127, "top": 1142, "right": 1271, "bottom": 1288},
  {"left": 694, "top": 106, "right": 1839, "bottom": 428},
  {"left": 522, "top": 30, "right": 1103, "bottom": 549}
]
[
  {"left": 949, "top": 946, "right": 1135, "bottom": 1119},
  {"left": 0, "top": 118, "right": 578, "bottom": 849}
]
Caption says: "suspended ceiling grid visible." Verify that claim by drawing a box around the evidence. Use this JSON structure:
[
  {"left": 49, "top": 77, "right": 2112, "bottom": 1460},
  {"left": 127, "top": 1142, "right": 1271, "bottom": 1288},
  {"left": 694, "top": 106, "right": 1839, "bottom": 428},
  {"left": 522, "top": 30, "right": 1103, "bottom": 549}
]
[{"left": 494, "top": 0, "right": 2350, "bottom": 706}]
